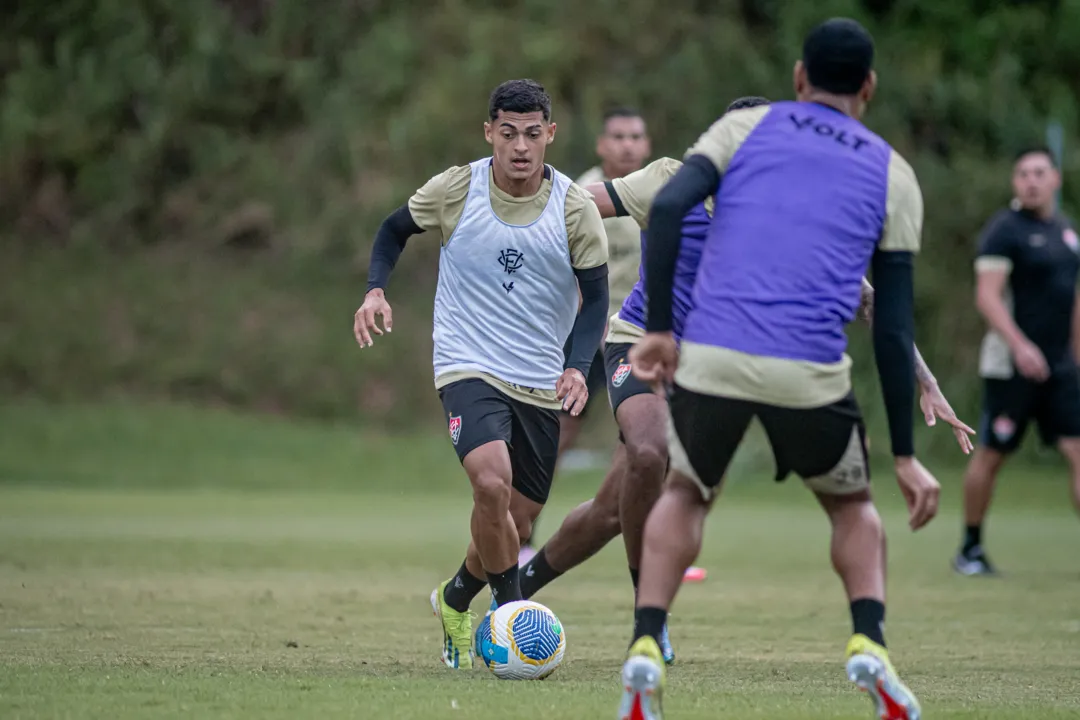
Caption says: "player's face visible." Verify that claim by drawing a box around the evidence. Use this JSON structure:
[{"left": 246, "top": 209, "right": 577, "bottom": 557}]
[
  {"left": 597, "top": 116, "right": 649, "bottom": 178},
  {"left": 1012, "top": 153, "right": 1059, "bottom": 212},
  {"left": 485, "top": 110, "right": 555, "bottom": 182}
]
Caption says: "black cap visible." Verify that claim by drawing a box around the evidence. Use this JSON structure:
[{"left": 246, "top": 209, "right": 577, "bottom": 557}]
[{"left": 802, "top": 18, "right": 874, "bottom": 95}]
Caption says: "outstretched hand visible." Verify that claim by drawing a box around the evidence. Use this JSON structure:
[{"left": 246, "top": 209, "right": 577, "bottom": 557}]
[{"left": 918, "top": 382, "right": 976, "bottom": 454}]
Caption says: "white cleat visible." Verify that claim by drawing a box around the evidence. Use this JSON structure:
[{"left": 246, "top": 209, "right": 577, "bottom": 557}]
[
  {"left": 846, "top": 653, "right": 921, "bottom": 720},
  {"left": 618, "top": 654, "right": 664, "bottom": 720}
]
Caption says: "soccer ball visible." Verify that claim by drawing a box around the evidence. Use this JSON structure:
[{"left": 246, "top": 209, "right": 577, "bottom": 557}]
[{"left": 474, "top": 600, "right": 566, "bottom": 680}]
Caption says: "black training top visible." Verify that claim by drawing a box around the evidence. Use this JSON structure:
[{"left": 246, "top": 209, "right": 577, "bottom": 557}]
[{"left": 976, "top": 207, "right": 1080, "bottom": 368}]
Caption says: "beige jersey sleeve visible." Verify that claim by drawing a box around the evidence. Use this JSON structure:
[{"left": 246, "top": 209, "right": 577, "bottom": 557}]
[
  {"left": 685, "top": 105, "right": 771, "bottom": 174},
  {"left": 609, "top": 157, "right": 684, "bottom": 229},
  {"left": 879, "top": 150, "right": 923, "bottom": 253},
  {"left": 565, "top": 183, "right": 610, "bottom": 269},
  {"left": 405, "top": 165, "right": 472, "bottom": 243}
]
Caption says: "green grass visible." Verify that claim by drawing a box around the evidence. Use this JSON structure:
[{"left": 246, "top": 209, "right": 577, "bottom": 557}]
[{"left": 1, "top": 401, "right": 1079, "bottom": 719}]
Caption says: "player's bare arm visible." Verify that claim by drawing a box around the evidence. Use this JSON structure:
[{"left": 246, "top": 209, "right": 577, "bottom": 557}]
[
  {"left": 583, "top": 182, "right": 617, "bottom": 219},
  {"left": 858, "top": 276, "right": 975, "bottom": 453},
  {"left": 976, "top": 266, "right": 1049, "bottom": 381}
]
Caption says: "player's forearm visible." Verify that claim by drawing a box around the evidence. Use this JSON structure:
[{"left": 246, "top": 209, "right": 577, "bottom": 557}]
[
  {"left": 870, "top": 250, "right": 916, "bottom": 457},
  {"left": 644, "top": 155, "right": 719, "bottom": 332},
  {"left": 859, "top": 277, "right": 935, "bottom": 389},
  {"left": 976, "top": 292, "right": 1030, "bottom": 352},
  {"left": 913, "top": 345, "right": 937, "bottom": 389},
  {"left": 564, "top": 265, "right": 610, "bottom": 375},
  {"left": 366, "top": 204, "right": 424, "bottom": 293}
]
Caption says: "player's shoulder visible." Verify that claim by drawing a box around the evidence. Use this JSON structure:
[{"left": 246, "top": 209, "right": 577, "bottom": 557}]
[
  {"left": 886, "top": 149, "right": 922, "bottom": 198},
  {"left": 700, "top": 104, "right": 771, "bottom": 140},
  {"left": 982, "top": 207, "right": 1020, "bottom": 235},
  {"left": 644, "top": 156, "right": 684, "bottom": 181},
  {"left": 574, "top": 165, "right": 606, "bottom": 186}
]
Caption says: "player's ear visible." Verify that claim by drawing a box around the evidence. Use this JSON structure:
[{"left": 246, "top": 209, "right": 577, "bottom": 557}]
[
  {"left": 793, "top": 60, "right": 806, "bottom": 97},
  {"left": 547, "top": 121, "right": 557, "bottom": 145},
  {"left": 861, "top": 70, "right": 877, "bottom": 105},
  {"left": 484, "top": 121, "right": 493, "bottom": 146}
]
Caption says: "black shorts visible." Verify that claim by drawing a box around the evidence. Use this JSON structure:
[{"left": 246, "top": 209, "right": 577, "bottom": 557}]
[
  {"left": 603, "top": 342, "right": 653, "bottom": 416},
  {"left": 438, "top": 378, "right": 560, "bottom": 504},
  {"left": 980, "top": 368, "right": 1080, "bottom": 453},
  {"left": 667, "top": 384, "right": 870, "bottom": 499}
]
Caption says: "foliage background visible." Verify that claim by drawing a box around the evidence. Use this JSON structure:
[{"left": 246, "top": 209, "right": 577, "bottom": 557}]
[{"left": 4, "top": 0, "right": 1080, "bottom": 455}]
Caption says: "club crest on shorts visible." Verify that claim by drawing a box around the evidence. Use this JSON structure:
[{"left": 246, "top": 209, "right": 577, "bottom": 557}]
[
  {"left": 611, "top": 360, "right": 632, "bottom": 388},
  {"left": 992, "top": 415, "right": 1015, "bottom": 442},
  {"left": 448, "top": 415, "right": 462, "bottom": 445},
  {"left": 1065, "top": 228, "right": 1079, "bottom": 252}
]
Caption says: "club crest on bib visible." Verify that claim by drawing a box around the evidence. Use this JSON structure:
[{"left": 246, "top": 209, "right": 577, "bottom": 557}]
[
  {"left": 992, "top": 415, "right": 1015, "bottom": 443},
  {"left": 1065, "top": 228, "right": 1079, "bottom": 252},
  {"left": 448, "top": 415, "right": 462, "bottom": 445},
  {"left": 611, "top": 361, "right": 632, "bottom": 388}
]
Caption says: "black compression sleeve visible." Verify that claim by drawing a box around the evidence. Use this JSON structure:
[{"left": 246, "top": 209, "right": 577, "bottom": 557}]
[
  {"left": 365, "top": 204, "right": 424, "bottom": 293},
  {"left": 870, "top": 249, "right": 916, "bottom": 457},
  {"left": 564, "top": 265, "right": 610, "bottom": 376},
  {"left": 644, "top": 155, "right": 721, "bottom": 332}
]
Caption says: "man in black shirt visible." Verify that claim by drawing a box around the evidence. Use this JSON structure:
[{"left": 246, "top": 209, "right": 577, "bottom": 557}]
[{"left": 955, "top": 147, "right": 1080, "bottom": 575}]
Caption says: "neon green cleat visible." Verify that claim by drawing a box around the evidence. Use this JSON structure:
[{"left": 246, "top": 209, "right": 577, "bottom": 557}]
[
  {"left": 429, "top": 579, "right": 475, "bottom": 670},
  {"left": 845, "top": 634, "right": 921, "bottom": 720},
  {"left": 618, "top": 636, "right": 666, "bottom": 720}
]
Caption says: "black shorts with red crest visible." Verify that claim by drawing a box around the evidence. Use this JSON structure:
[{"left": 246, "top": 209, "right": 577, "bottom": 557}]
[{"left": 437, "top": 378, "right": 560, "bottom": 504}]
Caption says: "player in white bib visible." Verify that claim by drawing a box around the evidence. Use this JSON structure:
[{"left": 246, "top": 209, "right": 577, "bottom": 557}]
[{"left": 354, "top": 79, "right": 610, "bottom": 671}]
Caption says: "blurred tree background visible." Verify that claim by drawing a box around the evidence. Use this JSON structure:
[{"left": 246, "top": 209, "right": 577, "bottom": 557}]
[{"left": 3, "top": 0, "right": 1080, "bottom": 455}]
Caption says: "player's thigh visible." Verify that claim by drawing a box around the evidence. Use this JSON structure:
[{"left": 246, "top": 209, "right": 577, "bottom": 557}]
[
  {"left": 605, "top": 341, "right": 659, "bottom": 443},
  {"left": 438, "top": 379, "right": 514, "bottom": 474},
  {"left": 615, "top": 392, "right": 668, "bottom": 464},
  {"left": 979, "top": 377, "right": 1035, "bottom": 454},
  {"left": 507, "top": 400, "right": 561, "bottom": 505},
  {"left": 757, "top": 393, "right": 870, "bottom": 496},
  {"left": 667, "top": 383, "right": 755, "bottom": 501},
  {"left": 1035, "top": 368, "right": 1080, "bottom": 447}
]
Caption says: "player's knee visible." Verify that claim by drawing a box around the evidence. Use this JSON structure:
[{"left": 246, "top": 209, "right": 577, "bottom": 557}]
[
  {"left": 472, "top": 472, "right": 511, "bottom": 513},
  {"left": 625, "top": 438, "right": 668, "bottom": 485}
]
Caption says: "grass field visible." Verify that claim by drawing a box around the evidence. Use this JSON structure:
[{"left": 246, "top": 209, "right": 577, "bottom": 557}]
[{"left": 1, "top": 401, "right": 1079, "bottom": 719}]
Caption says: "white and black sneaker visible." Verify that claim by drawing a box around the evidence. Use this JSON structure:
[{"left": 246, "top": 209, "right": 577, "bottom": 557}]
[{"left": 952, "top": 545, "right": 998, "bottom": 576}]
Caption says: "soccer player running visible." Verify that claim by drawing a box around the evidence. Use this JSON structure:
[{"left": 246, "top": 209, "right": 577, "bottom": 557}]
[
  {"left": 954, "top": 147, "right": 1080, "bottom": 576},
  {"left": 520, "top": 99, "right": 974, "bottom": 672},
  {"left": 618, "top": 19, "right": 936, "bottom": 720},
  {"left": 353, "top": 79, "right": 609, "bottom": 671}
]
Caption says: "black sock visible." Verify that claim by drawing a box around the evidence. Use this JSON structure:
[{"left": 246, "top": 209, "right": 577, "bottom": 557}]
[
  {"left": 487, "top": 563, "right": 523, "bottom": 607},
  {"left": 850, "top": 598, "right": 886, "bottom": 648},
  {"left": 633, "top": 606, "right": 668, "bottom": 645},
  {"left": 963, "top": 525, "right": 982, "bottom": 554},
  {"left": 629, "top": 567, "right": 640, "bottom": 595},
  {"left": 442, "top": 560, "right": 487, "bottom": 613},
  {"left": 519, "top": 548, "right": 562, "bottom": 600}
]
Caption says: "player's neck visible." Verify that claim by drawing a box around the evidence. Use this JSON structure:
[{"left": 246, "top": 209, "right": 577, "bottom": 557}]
[
  {"left": 804, "top": 92, "right": 860, "bottom": 119},
  {"left": 492, "top": 163, "right": 544, "bottom": 198}
]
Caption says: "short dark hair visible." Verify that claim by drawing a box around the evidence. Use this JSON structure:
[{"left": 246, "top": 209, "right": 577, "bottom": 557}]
[
  {"left": 488, "top": 79, "right": 552, "bottom": 122},
  {"left": 1014, "top": 145, "right": 1057, "bottom": 167},
  {"left": 725, "top": 96, "right": 770, "bottom": 113},
  {"left": 802, "top": 18, "right": 875, "bottom": 95},
  {"left": 602, "top": 106, "right": 643, "bottom": 123}
]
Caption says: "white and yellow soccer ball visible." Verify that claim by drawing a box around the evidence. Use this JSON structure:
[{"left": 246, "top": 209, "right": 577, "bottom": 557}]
[{"left": 474, "top": 599, "right": 566, "bottom": 680}]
